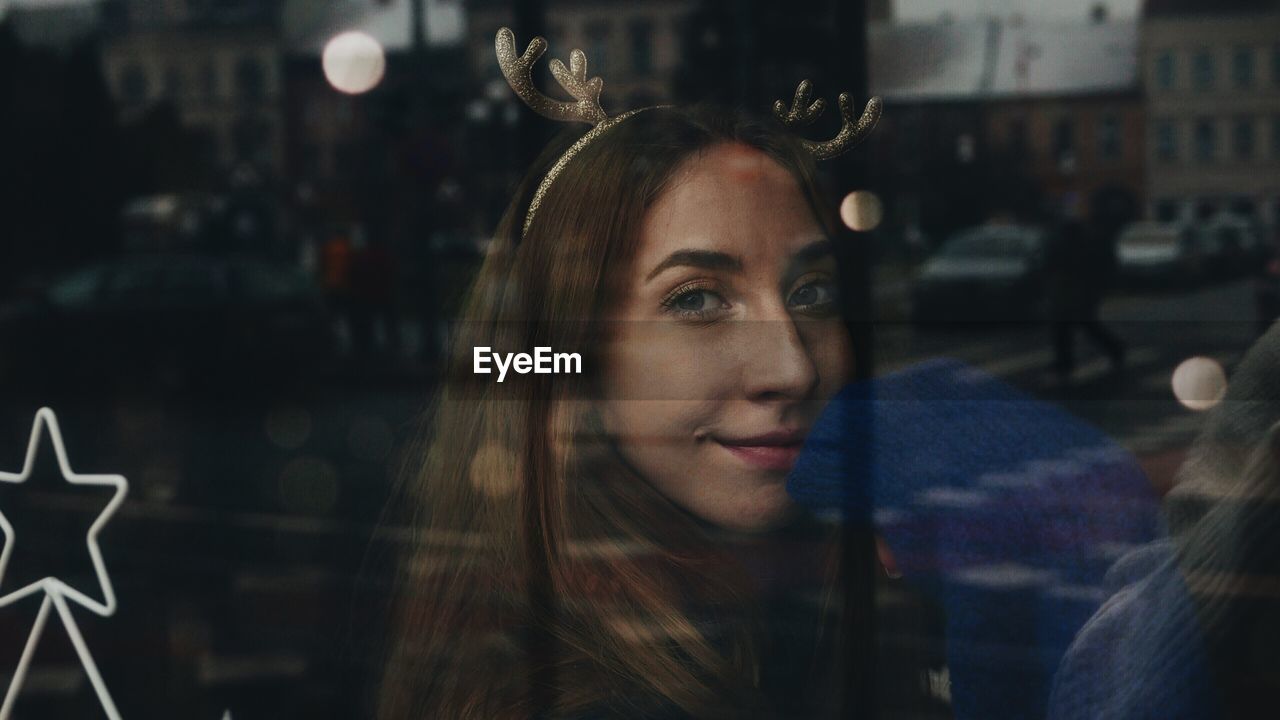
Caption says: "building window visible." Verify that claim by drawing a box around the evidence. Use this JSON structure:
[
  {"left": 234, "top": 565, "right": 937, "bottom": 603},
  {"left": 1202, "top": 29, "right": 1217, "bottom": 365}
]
[
  {"left": 235, "top": 56, "right": 265, "bottom": 101},
  {"left": 1192, "top": 49, "right": 1215, "bottom": 90},
  {"left": 298, "top": 142, "right": 323, "bottom": 178},
  {"left": 1229, "top": 197, "right": 1257, "bottom": 218},
  {"left": 201, "top": 62, "right": 218, "bottom": 99},
  {"left": 191, "top": 127, "right": 221, "bottom": 169},
  {"left": 120, "top": 64, "right": 149, "bottom": 106},
  {"left": 1195, "top": 199, "right": 1218, "bottom": 221},
  {"left": 1155, "top": 198, "right": 1180, "bottom": 222},
  {"left": 1232, "top": 47, "right": 1254, "bottom": 88},
  {"left": 1272, "top": 116, "right": 1280, "bottom": 158},
  {"left": 546, "top": 23, "right": 567, "bottom": 51},
  {"left": 1156, "top": 119, "right": 1177, "bottom": 161},
  {"left": 1098, "top": 114, "right": 1121, "bottom": 159},
  {"left": 585, "top": 21, "right": 611, "bottom": 76},
  {"left": 1155, "top": 51, "right": 1175, "bottom": 90},
  {"left": 1053, "top": 117, "right": 1075, "bottom": 160},
  {"left": 163, "top": 66, "right": 184, "bottom": 100},
  {"left": 1008, "top": 117, "right": 1028, "bottom": 159},
  {"left": 1194, "top": 118, "right": 1216, "bottom": 162},
  {"left": 233, "top": 116, "right": 272, "bottom": 165},
  {"left": 629, "top": 19, "right": 654, "bottom": 76},
  {"left": 1273, "top": 45, "right": 1280, "bottom": 86},
  {"left": 1233, "top": 117, "right": 1255, "bottom": 159}
]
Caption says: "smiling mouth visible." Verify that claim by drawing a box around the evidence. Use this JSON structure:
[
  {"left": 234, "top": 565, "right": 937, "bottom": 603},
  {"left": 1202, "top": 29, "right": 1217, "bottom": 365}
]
[{"left": 713, "top": 431, "right": 806, "bottom": 472}]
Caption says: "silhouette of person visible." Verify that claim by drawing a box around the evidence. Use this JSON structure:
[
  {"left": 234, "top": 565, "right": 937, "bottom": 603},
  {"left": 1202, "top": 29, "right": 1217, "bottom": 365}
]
[{"left": 1046, "top": 212, "right": 1126, "bottom": 383}]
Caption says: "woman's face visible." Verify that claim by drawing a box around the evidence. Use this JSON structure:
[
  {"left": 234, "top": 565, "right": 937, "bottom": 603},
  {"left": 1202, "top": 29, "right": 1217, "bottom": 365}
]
[{"left": 598, "top": 142, "right": 854, "bottom": 532}]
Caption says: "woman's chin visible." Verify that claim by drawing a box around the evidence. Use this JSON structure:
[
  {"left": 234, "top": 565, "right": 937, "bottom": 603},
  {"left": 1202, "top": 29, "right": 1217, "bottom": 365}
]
[{"left": 709, "top": 486, "right": 800, "bottom": 534}]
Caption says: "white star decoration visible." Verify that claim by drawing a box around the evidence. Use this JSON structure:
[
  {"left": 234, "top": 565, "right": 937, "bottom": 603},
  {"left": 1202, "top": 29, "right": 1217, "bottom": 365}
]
[{"left": 0, "top": 407, "right": 127, "bottom": 720}]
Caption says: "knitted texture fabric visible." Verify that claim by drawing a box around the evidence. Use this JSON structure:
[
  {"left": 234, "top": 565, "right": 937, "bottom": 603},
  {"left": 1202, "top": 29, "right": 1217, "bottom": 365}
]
[{"left": 787, "top": 358, "right": 1165, "bottom": 718}]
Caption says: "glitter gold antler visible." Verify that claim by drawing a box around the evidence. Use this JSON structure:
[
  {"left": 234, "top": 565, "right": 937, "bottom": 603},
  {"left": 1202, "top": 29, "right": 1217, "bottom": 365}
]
[
  {"left": 773, "top": 80, "right": 826, "bottom": 126},
  {"left": 494, "top": 27, "right": 884, "bottom": 238},
  {"left": 495, "top": 27, "right": 607, "bottom": 126},
  {"left": 774, "top": 81, "right": 882, "bottom": 160}
]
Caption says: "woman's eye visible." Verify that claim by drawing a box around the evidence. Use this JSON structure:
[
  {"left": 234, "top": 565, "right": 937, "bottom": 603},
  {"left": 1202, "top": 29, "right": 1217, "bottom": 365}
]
[
  {"left": 662, "top": 286, "right": 730, "bottom": 319},
  {"left": 674, "top": 290, "right": 712, "bottom": 311},
  {"left": 788, "top": 279, "right": 838, "bottom": 313}
]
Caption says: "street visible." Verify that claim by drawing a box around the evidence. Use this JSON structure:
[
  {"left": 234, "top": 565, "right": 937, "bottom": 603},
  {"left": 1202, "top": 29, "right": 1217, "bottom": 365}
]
[{"left": 877, "top": 277, "right": 1259, "bottom": 473}]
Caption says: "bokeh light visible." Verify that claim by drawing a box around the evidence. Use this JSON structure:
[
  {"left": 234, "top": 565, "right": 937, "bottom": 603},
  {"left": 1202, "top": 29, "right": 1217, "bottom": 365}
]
[
  {"left": 139, "top": 454, "right": 181, "bottom": 503},
  {"left": 265, "top": 407, "right": 312, "bottom": 450},
  {"left": 347, "top": 415, "right": 393, "bottom": 462},
  {"left": 840, "top": 190, "right": 883, "bottom": 232},
  {"left": 1171, "top": 356, "right": 1227, "bottom": 411},
  {"left": 277, "top": 456, "right": 340, "bottom": 515},
  {"left": 322, "top": 31, "right": 386, "bottom": 95}
]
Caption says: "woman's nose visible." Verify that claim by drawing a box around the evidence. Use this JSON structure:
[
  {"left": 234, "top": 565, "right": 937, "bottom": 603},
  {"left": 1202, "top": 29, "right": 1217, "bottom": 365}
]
[{"left": 739, "top": 313, "right": 820, "bottom": 402}]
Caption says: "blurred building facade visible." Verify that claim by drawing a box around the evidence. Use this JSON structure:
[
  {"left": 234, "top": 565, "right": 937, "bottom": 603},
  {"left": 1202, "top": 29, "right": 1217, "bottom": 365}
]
[
  {"left": 99, "top": 0, "right": 286, "bottom": 177},
  {"left": 3, "top": 1, "right": 99, "bottom": 52},
  {"left": 868, "top": 12, "right": 1144, "bottom": 241},
  {"left": 467, "top": 0, "right": 696, "bottom": 110},
  {"left": 1142, "top": 0, "right": 1280, "bottom": 226}
]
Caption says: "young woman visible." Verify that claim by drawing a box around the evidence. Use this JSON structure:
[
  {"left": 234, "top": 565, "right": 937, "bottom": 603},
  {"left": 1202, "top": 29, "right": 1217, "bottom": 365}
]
[{"left": 376, "top": 30, "right": 879, "bottom": 719}]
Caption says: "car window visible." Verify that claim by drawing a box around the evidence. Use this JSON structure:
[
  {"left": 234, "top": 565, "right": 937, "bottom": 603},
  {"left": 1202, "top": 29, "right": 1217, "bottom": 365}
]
[
  {"left": 160, "top": 259, "right": 228, "bottom": 298},
  {"left": 46, "top": 265, "right": 108, "bottom": 308},
  {"left": 103, "top": 260, "right": 165, "bottom": 301},
  {"left": 941, "top": 229, "right": 1035, "bottom": 258},
  {"left": 232, "top": 260, "right": 315, "bottom": 301}
]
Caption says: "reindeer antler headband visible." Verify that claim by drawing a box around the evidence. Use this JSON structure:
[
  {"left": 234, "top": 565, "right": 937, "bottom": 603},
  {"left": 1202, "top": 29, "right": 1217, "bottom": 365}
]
[{"left": 495, "top": 27, "right": 882, "bottom": 238}]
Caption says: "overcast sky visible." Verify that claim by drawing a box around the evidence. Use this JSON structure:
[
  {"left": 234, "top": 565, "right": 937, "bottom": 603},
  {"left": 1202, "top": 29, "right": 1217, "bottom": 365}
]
[
  {"left": 3, "top": 0, "right": 1143, "bottom": 22},
  {"left": 896, "top": 0, "right": 1140, "bottom": 20}
]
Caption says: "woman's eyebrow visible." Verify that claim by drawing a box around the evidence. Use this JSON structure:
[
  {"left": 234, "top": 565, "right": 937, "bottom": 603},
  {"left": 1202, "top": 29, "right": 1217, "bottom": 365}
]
[
  {"left": 645, "top": 249, "right": 743, "bottom": 282},
  {"left": 787, "top": 238, "right": 835, "bottom": 275}
]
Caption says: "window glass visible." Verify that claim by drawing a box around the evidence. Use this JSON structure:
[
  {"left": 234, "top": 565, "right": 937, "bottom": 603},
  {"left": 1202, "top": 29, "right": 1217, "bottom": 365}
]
[
  {"left": 630, "top": 19, "right": 654, "bottom": 75},
  {"left": 1098, "top": 114, "right": 1121, "bottom": 159},
  {"left": 119, "top": 64, "right": 148, "bottom": 105},
  {"left": 1194, "top": 117, "right": 1216, "bottom": 161},
  {"left": 7, "top": 6, "right": 1280, "bottom": 719},
  {"left": 1233, "top": 117, "right": 1255, "bottom": 159},
  {"left": 235, "top": 56, "right": 266, "bottom": 100},
  {"left": 1155, "top": 50, "right": 1175, "bottom": 90},
  {"left": 586, "top": 20, "right": 611, "bottom": 75},
  {"left": 1232, "top": 46, "right": 1254, "bottom": 88},
  {"left": 47, "top": 265, "right": 108, "bottom": 308},
  {"left": 1156, "top": 119, "right": 1178, "bottom": 161},
  {"left": 1192, "top": 49, "right": 1215, "bottom": 90}
]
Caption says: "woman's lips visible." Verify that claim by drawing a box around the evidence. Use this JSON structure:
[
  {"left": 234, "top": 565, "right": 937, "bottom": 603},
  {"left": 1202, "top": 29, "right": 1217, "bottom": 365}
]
[
  {"left": 718, "top": 442, "right": 803, "bottom": 471},
  {"left": 714, "top": 430, "right": 806, "bottom": 471}
]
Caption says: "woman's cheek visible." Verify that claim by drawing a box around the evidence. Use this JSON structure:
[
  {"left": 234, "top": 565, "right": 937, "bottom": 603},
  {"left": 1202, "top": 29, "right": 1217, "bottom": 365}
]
[
  {"left": 801, "top": 319, "right": 855, "bottom": 389},
  {"left": 620, "top": 339, "right": 741, "bottom": 402}
]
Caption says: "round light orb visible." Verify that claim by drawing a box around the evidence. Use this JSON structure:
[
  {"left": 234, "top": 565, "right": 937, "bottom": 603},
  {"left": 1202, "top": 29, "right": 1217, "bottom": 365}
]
[
  {"left": 840, "top": 191, "right": 883, "bottom": 232},
  {"left": 278, "top": 456, "right": 340, "bottom": 514},
  {"left": 1171, "top": 356, "right": 1227, "bottom": 411},
  {"left": 265, "top": 407, "right": 312, "bottom": 450},
  {"left": 322, "top": 31, "right": 386, "bottom": 95},
  {"left": 347, "top": 415, "right": 394, "bottom": 462}
]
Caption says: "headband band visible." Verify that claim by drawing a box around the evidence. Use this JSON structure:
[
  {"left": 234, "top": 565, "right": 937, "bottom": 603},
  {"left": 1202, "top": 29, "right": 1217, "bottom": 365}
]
[{"left": 495, "top": 27, "right": 882, "bottom": 238}]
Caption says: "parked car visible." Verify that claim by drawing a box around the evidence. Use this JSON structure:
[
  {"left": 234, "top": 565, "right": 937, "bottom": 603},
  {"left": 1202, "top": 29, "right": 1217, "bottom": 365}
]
[
  {"left": 1115, "top": 222, "right": 1204, "bottom": 288},
  {"left": 1195, "top": 213, "right": 1266, "bottom": 278},
  {"left": 910, "top": 225, "right": 1048, "bottom": 324},
  {"left": 0, "top": 254, "right": 334, "bottom": 392}
]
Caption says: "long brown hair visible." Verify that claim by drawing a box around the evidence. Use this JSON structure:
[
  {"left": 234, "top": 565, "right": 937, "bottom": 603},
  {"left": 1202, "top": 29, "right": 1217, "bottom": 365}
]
[{"left": 377, "top": 104, "right": 853, "bottom": 719}]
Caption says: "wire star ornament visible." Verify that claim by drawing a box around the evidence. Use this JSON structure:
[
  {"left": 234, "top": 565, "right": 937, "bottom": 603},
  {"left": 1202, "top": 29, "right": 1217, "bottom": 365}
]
[{"left": 0, "top": 407, "right": 128, "bottom": 720}]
